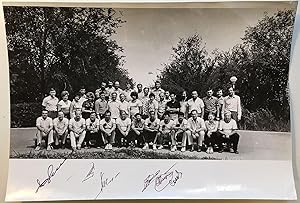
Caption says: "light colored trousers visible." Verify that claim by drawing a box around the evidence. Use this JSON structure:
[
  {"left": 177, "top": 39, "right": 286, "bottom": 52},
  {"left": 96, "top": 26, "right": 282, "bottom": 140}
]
[
  {"left": 37, "top": 129, "right": 54, "bottom": 146},
  {"left": 185, "top": 130, "right": 205, "bottom": 146},
  {"left": 70, "top": 131, "right": 86, "bottom": 148},
  {"left": 53, "top": 130, "right": 68, "bottom": 144}
]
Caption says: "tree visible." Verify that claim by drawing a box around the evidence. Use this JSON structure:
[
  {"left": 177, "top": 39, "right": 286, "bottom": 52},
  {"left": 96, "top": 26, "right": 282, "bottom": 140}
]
[{"left": 4, "top": 6, "right": 132, "bottom": 103}]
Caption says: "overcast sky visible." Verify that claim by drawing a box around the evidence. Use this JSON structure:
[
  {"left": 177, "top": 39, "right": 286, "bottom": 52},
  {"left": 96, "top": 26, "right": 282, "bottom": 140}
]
[{"left": 113, "top": 6, "right": 294, "bottom": 86}]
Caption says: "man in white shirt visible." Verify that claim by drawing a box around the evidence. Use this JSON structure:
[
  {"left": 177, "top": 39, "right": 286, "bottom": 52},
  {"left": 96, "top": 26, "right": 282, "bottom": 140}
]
[
  {"left": 218, "top": 111, "right": 240, "bottom": 154},
  {"left": 106, "top": 81, "right": 115, "bottom": 98},
  {"left": 113, "top": 81, "right": 124, "bottom": 100},
  {"left": 36, "top": 110, "right": 54, "bottom": 151},
  {"left": 187, "top": 91, "right": 204, "bottom": 118},
  {"left": 119, "top": 93, "right": 130, "bottom": 116},
  {"left": 151, "top": 81, "right": 165, "bottom": 101},
  {"left": 224, "top": 87, "right": 242, "bottom": 122},
  {"left": 115, "top": 110, "right": 132, "bottom": 147},
  {"left": 85, "top": 112, "right": 100, "bottom": 148},
  {"left": 108, "top": 92, "right": 121, "bottom": 120},
  {"left": 143, "top": 110, "right": 160, "bottom": 150},
  {"left": 154, "top": 112, "right": 175, "bottom": 150},
  {"left": 42, "top": 88, "right": 59, "bottom": 119},
  {"left": 186, "top": 109, "right": 206, "bottom": 152},
  {"left": 100, "top": 110, "right": 116, "bottom": 150},
  {"left": 69, "top": 110, "right": 86, "bottom": 150},
  {"left": 173, "top": 112, "right": 188, "bottom": 152},
  {"left": 53, "top": 111, "right": 68, "bottom": 149}
]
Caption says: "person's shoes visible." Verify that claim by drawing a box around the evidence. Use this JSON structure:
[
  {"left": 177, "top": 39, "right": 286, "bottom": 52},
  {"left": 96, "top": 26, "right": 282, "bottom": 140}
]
[
  {"left": 158, "top": 145, "right": 163, "bottom": 150},
  {"left": 190, "top": 145, "right": 194, "bottom": 152},
  {"left": 84, "top": 146, "right": 89, "bottom": 149},
  {"left": 77, "top": 145, "right": 81, "bottom": 150},
  {"left": 35, "top": 145, "right": 41, "bottom": 151},
  {"left": 153, "top": 144, "right": 157, "bottom": 150},
  {"left": 234, "top": 150, "right": 239, "bottom": 154},
  {"left": 230, "top": 148, "right": 234, "bottom": 153},
  {"left": 197, "top": 146, "right": 202, "bottom": 152},
  {"left": 72, "top": 147, "right": 76, "bottom": 151},
  {"left": 209, "top": 147, "right": 214, "bottom": 154},
  {"left": 143, "top": 144, "right": 149, "bottom": 150},
  {"left": 181, "top": 147, "right": 186, "bottom": 152},
  {"left": 171, "top": 146, "right": 177, "bottom": 152},
  {"left": 104, "top": 144, "right": 108, "bottom": 150},
  {"left": 46, "top": 145, "right": 53, "bottom": 151},
  {"left": 206, "top": 147, "right": 210, "bottom": 154},
  {"left": 96, "top": 146, "right": 101, "bottom": 149}
]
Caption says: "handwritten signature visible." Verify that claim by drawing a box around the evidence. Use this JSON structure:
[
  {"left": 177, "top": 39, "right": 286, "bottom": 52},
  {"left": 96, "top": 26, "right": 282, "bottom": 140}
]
[
  {"left": 142, "top": 163, "right": 183, "bottom": 192},
  {"left": 82, "top": 162, "right": 95, "bottom": 182},
  {"left": 35, "top": 158, "right": 68, "bottom": 193}
]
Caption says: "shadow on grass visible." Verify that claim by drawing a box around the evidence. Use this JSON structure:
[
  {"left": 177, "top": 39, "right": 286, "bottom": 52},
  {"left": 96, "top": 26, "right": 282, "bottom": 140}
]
[{"left": 10, "top": 148, "right": 221, "bottom": 160}]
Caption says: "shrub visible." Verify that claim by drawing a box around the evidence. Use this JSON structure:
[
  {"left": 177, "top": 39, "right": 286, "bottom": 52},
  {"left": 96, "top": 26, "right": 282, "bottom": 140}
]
[
  {"left": 11, "top": 102, "right": 41, "bottom": 128},
  {"left": 240, "top": 108, "right": 290, "bottom": 132}
]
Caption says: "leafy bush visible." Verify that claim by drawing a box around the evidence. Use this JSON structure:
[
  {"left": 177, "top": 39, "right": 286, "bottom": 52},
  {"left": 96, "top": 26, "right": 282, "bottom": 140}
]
[
  {"left": 240, "top": 108, "right": 290, "bottom": 132},
  {"left": 10, "top": 148, "right": 220, "bottom": 160},
  {"left": 11, "top": 102, "right": 41, "bottom": 128}
]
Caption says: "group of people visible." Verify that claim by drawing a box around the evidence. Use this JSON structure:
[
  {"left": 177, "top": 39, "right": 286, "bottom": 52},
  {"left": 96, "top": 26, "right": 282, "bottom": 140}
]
[{"left": 36, "top": 81, "right": 242, "bottom": 154}]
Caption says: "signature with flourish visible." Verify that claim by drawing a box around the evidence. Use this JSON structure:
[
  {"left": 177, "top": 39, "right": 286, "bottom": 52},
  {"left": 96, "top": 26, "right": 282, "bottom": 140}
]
[{"left": 142, "top": 163, "right": 183, "bottom": 192}]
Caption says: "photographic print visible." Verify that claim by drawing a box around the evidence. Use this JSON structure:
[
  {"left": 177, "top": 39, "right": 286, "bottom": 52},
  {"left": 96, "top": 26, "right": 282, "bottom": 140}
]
[{"left": 3, "top": 1, "right": 298, "bottom": 201}]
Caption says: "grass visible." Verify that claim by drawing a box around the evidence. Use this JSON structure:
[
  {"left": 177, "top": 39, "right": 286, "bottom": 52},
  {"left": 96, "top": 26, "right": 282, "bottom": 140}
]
[{"left": 10, "top": 148, "right": 220, "bottom": 160}]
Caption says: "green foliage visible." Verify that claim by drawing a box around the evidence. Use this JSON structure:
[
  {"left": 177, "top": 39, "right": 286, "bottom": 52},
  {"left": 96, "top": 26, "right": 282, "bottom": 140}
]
[
  {"left": 10, "top": 148, "right": 220, "bottom": 159},
  {"left": 11, "top": 102, "right": 41, "bottom": 127},
  {"left": 159, "top": 10, "right": 295, "bottom": 121},
  {"left": 4, "top": 7, "right": 132, "bottom": 103}
]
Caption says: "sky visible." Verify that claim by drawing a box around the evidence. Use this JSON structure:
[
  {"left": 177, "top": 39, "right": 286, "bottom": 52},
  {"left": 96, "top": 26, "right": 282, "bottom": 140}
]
[{"left": 112, "top": 6, "right": 294, "bottom": 86}]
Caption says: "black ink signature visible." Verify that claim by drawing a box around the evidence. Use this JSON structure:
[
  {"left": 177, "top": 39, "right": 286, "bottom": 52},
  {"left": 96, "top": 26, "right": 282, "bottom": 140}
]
[
  {"left": 142, "top": 163, "right": 183, "bottom": 192},
  {"left": 82, "top": 162, "right": 95, "bottom": 182},
  {"left": 35, "top": 158, "right": 67, "bottom": 193},
  {"left": 95, "top": 171, "right": 120, "bottom": 199}
]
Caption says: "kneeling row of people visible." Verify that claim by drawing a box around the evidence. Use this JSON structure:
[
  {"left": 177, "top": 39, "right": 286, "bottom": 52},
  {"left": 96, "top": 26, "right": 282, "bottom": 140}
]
[{"left": 36, "top": 109, "right": 240, "bottom": 154}]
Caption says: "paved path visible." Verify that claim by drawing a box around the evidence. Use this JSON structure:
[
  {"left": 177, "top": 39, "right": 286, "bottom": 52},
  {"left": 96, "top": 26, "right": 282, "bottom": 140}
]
[{"left": 10, "top": 128, "right": 291, "bottom": 160}]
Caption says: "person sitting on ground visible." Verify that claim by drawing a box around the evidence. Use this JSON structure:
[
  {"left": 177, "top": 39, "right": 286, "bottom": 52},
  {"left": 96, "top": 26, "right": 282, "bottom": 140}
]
[
  {"left": 100, "top": 110, "right": 116, "bottom": 150},
  {"left": 82, "top": 92, "right": 95, "bottom": 119},
  {"left": 129, "top": 113, "right": 145, "bottom": 148},
  {"left": 173, "top": 112, "right": 188, "bottom": 152},
  {"left": 53, "top": 111, "right": 68, "bottom": 149},
  {"left": 85, "top": 112, "right": 100, "bottom": 149},
  {"left": 217, "top": 111, "right": 240, "bottom": 154},
  {"left": 186, "top": 109, "right": 206, "bottom": 152},
  {"left": 154, "top": 111, "right": 175, "bottom": 150},
  {"left": 69, "top": 110, "right": 86, "bottom": 151},
  {"left": 143, "top": 110, "right": 160, "bottom": 150},
  {"left": 204, "top": 113, "right": 219, "bottom": 154},
  {"left": 35, "top": 110, "right": 54, "bottom": 151},
  {"left": 115, "top": 110, "right": 132, "bottom": 147}
]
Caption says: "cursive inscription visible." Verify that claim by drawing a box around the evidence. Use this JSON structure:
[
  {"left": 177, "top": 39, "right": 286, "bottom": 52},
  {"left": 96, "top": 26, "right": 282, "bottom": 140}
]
[
  {"left": 95, "top": 172, "right": 120, "bottom": 199},
  {"left": 35, "top": 158, "right": 67, "bottom": 193},
  {"left": 82, "top": 162, "right": 95, "bottom": 182},
  {"left": 142, "top": 163, "right": 183, "bottom": 192}
]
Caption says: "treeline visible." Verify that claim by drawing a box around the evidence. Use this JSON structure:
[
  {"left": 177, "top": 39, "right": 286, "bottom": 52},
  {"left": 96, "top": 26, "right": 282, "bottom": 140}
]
[
  {"left": 159, "top": 10, "right": 295, "bottom": 124},
  {"left": 4, "top": 7, "right": 133, "bottom": 103}
]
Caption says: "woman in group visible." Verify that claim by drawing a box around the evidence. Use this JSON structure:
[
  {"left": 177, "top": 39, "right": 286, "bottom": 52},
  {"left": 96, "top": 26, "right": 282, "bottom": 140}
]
[
  {"left": 179, "top": 91, "right": 188, "bottom": 118},
  {"left": 129, "top": 91, "right": 142, "bottom": 118},
  {"left": 70, "top": 93, "right": 83, "bottom": 118},
  {"left": 82, "top": 92, "right": 95, "bottom": 119},
  {"left": 57, "top": 91, "right": 71, "bottom": 119}
]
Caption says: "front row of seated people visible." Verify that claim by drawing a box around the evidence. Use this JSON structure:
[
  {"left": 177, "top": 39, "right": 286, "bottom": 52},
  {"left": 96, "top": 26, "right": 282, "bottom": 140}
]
[{"left": 36, "top": 109, "right": 240, "bottom": 154}]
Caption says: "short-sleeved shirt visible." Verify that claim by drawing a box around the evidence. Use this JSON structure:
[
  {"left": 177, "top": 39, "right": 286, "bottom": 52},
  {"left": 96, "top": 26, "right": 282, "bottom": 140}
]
[
  {"left": 95, "top": 99, "right": 108, "bottom": 115},
  {"left": 69, "top": 117, "right": 85, "bottom": 132},
  {"left": 147, "top": 100, "right": 159, "bottom": 115},
  {"left": 129, "top": 99, "right": 142, "bottom": 116},
  {"left": 174, "top": 118, "right": 188, "bottom": 129},
  {"left": 203, "top": 96, "right": 219, "bottom": 114},
  {"left": 113, "top": 88, "right": 124, "bottom": 100},
  {"left": 36, "top": 117, "right": 53, "bottom": 129},
  {"left": 140, "top": 96, "right": 150, "bottom": 115},
  {"left": 100, "top": 118, "right": 115, "bottom": 130},
  {"left": 137, "top": 91, "right": 144, "bottom": 100},
  {"left": 124, "top": 89, "right": 134, "bottom": 101},
  {"left": 108, "top": 100, "right": 121, "bottom": 119},
  {"left": 151, "top": 88, "right": 165, "bottom": 101},
  {"left": 205, "top": 120, "right": 219, "bottom": 132},
  {"left": 187, "top": 97, "right": 205, "bottom": 114},
  {"left": 180, "top": 100, "right": 188, "bottom": 117},
  {"left": 42, "top": 96, "right": 59, "bottom": 111},
  {"left": 219, "top": 119, "right": 238, "bottom": 134},
  {"left": 187, "top": 117, "right": 206, "bottom": 131},
  {"left": 145, "top": 118, "right": 160, "bottom": 130},
  {"left": 157, "top": 100, "right": 167, "bottom": 115},
  {"left": 58, "top": 100, "right": 71, "bottom": 114},
  {"left": 159, "top": 119, "right": 175, "bottom": 131},
  {"left": 116, "top": 117, "right": 131, "bottom": 132},
  {"left": 119, "top": 100, "right": 130, "bottom": 115},
  {"left": 53, "top": 117, "right": 68, "bottom": 131},
  {"left": 86, "top": 118, "right": 100, "bottom": 131}
]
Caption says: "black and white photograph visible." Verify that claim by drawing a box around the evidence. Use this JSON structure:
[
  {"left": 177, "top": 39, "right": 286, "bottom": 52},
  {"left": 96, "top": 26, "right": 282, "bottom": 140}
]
[{"left": 5, "top": 3, "right": 297, "bottom": 160}]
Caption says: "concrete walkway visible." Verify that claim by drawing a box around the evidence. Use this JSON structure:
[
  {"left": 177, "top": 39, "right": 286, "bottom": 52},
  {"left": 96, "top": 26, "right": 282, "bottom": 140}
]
[{"left": 10, "top": 128, "right": 291, "bottom": 160}]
